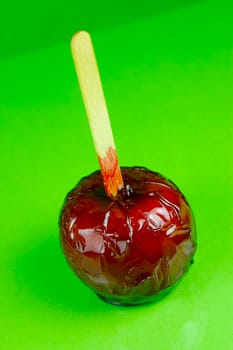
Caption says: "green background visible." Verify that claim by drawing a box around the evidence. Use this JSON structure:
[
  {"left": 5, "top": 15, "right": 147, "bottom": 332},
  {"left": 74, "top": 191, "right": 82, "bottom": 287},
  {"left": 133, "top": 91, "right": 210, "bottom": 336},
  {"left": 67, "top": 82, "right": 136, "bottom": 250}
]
[{"left": 0, "top": 0, "right": 232, "bottom": 349}]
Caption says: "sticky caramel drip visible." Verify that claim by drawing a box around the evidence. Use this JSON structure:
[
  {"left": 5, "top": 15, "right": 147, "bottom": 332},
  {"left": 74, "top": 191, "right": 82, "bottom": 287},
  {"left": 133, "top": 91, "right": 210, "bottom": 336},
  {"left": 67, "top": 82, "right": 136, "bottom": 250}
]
[{"left": 98, "top": 146, "right": 124, "bottom": 198}]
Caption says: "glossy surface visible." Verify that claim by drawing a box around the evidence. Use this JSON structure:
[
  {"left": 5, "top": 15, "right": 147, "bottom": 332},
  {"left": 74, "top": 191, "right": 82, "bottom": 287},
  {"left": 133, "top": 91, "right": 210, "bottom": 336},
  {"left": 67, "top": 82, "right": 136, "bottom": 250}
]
[{"left": 60, "top": 167, "right": 196, "bottom": 304}]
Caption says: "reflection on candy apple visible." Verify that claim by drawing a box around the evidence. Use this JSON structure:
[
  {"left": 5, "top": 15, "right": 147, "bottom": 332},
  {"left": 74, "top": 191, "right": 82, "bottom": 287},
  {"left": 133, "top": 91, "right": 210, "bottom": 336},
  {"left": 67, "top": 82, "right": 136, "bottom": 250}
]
[{"left": 60, "top": 167, "right": 196, "bottom": 305}]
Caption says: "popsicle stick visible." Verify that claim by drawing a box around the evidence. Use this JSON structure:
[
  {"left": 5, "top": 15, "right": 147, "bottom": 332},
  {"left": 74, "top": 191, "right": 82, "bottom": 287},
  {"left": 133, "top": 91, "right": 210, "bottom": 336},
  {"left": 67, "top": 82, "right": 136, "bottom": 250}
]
[{"left": 71, "top": 31, "right": 124, "bottom": 198}]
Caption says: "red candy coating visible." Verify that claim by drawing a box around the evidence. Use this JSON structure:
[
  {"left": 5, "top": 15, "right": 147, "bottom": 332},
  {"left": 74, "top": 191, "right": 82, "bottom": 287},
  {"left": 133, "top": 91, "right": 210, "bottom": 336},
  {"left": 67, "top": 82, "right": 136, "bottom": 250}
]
[{"left": 60, "top": 167, "right": 196, "bottom": 305}]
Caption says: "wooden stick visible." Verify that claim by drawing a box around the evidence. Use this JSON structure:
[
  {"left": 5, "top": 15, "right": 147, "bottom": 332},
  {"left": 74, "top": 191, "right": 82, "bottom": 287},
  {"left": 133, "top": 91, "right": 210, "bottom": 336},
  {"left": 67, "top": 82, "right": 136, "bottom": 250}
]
[{"left": 71, "top": 31, "right": 124, "bottom": 198}]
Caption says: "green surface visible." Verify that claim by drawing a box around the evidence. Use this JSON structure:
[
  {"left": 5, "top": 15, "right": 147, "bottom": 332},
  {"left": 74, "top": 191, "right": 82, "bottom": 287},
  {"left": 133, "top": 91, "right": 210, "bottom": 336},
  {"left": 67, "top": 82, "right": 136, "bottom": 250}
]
[
  {"left": 1, "top": 0, "right": 233, "bottom": 349},
  {"left": 0, "top": 0, "right": 200, "bottom": 59}
]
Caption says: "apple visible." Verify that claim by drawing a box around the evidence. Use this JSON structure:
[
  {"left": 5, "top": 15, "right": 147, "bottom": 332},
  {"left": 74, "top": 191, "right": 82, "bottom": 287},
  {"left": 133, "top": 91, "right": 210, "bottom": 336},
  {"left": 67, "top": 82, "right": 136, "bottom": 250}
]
[{"left": 60, "top": 167, "right": 196, "bottom": 305}]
